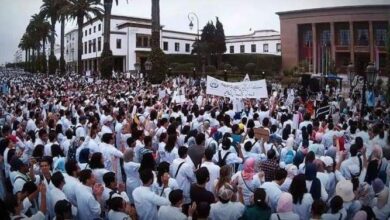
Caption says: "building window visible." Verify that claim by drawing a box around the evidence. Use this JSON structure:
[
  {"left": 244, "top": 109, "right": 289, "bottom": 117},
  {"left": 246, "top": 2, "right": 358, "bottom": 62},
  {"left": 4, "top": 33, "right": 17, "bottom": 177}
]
[
  {"left": 376, "top": 29, "right": 387, "bottom": 46},
  {"left": 357, "top": 29, "right": 369, "bottom": 46},
  {"left": 85, "top": 30, "right": 87, "bottom": 36},
  {"left": 98, "top": 37, "right": 101, "bottom": 51},
  {"left": 339, "top": 29, "right": 350, "bottom": 46},
  {"left": 263, "top": 44, "right": 268, "bottom": 53},
  {"left": 84, "top": 42, "right": 87, "bottom": 54},
  {"left": 240, "top": 45, "right": 245, "bottom": 53},
  {"left": 88, "top": 40, "right": 92, "bottom": 53},
  {"left": 92, "top": 39, "right": 96, "bottom": 52},
  {"left": 93, "top": 26, "right": 96, "bottom": 33},
  {"left": 98, "top": 24, "right": 101, "bottom": 31},
  {"left": 276, "top": 43, "right": 281, "bottom": 52},
  {"left": 136, "top": 34, "right": 150, "bottom": 48},
  {"left": 175, "top": 42, "right": 180, "bottom": 52},
  {"left": 251, "top": 44, "right": 256, "bottom": 53},
  {"left": 89, "top": 28, "right": 91, "bottom": 35},
  {"left": 320, "top": 30, "right": 331, "bottom": 46},
  {"left": 230, "top": 45, "right": 234, "bottom": 53},
  {"left": 163, "top": 41, "right": 168, "bottom": 51},
  {"left": 116, "top": 39, "right": 121, "bottom": 49},
  {"left": 185, "top": 43, "right": 190, "bottom": 52},
  {"left": 303, "top": 30, "right": 313, "bottom": 47}
]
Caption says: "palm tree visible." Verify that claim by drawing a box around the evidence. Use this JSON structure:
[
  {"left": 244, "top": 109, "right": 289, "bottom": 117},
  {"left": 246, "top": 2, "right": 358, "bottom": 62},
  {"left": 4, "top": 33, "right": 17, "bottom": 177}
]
[
  {"left": 58, "top": 0, "right": 71, "bottom": 75},
  {"left": 67, "top": 0, "right": 103, "bottom": 75},
  {"left": 18, "top": 33, "right": 30, "bottom": 71},
  {"left": 27, "top": 13, "right": 51, "bottom": 73},
  {"left": 41, "top": 0, "right": 62, "bottom": 74},
  {"left": 151, "top": 0, "right": 160, "bottom": 50}
]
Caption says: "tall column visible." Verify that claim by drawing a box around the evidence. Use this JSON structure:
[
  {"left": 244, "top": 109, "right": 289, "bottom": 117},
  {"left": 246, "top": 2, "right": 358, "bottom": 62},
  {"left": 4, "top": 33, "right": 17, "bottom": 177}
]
[
  {"left": 312, "top": 23, "right": 317, "bottom": 73},
  {"left": 349, "top": 21, "right": 355, "bottom": 64},
  {"left": 369, "top": 21, "right": 374, "bottom": 63},
  {"left": 330, "top": 22, "right": 336, "bottom": 64}
]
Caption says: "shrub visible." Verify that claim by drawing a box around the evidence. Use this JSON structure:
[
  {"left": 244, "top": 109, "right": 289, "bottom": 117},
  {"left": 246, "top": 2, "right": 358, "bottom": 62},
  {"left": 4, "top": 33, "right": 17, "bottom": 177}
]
[
  {"left": 100, "top": 49, "right": 114, "bottom": 79},
  {"left": 149, "top": 48, "right": 168, "bottom": 84}
]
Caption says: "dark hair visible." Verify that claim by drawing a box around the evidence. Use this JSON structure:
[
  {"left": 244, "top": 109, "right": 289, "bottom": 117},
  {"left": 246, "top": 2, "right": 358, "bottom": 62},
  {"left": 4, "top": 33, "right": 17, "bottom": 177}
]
[
  {"left": 222, "top": 137, "right": 231, "bottom": 150},
  {"left": 311, "top": 199, "right": 326, "bottom": 216},
  {"left": 139, "top": 169, "right": 154, "bottom": 184},
  {"left": 65, "top": 160, "right": 78, "bottom": 177},
  {"left": 48, "top": 130, "right": 57, "bottom": 142},
  {"left": 247, "top": 129, "right": 254, "bottom": 139},
  {"left": 51, "top": 171, "right": 65, "bottom": 188},
  {"left": 101, "top": 133, "right": 113, "bottom": 144},
  {"left": 103, "top": 172, "right": 116, "bottom": 187},
  {"left": 54, "top": 199, "right": 72, "bottom": 220},
  {"left": 139, "top": 153, "right": 156, "bottom": 172},
  {"left": 244, "top": 141, "right": 253, "bottom": 152},
  {"left": 32, "top": 144, "right": 44, "bottom": 158},
  {"left": 169, "top": 189, "right": 183, "bottom": 205},
  {"left": 350, "top": 144, "right": 358, "bottom": 157},
  {"left": 108, "top": 197, "right": 124, "bottom": 212},
  {"left": 4, "top": 194, "right": 18, "bottom": 215},
  {"left": 178, "top": 146, "right": 188, "bottom": 158},
  {"left": 282, "top": 124, "right": 291, "bottom": 140},
  {"left": 330, "top": 196, "right": 343, "bottom": 214},
  {"left": 126, "top": 136, "right": 136, "bottom": 147},
  {"left": 51, "top": 144, "right": 64, "bottom": 158},
  {"left": 165, "top": 134, "right": 177, "bottom": 153},
  {"left": 144, "top": 135, "right": 152, "bottom": 147},
  {"left": 254, "top": 188, "right": 270, "bottom": 209},
  {"left": 78, "top": 169, "right": 93, "bottom": 184},
  {"left": 22, "top": 181, "right": 38, "bottom": 195},
  {"left": 275, "top": 168, "right": 287, "bottom": 181},
  {"left": 195, "top": 167, "right": 210, "bottom": 185},
  {"left": 197, "top": 202, "right": 211, "bottom": 218},
  {"left": 267, "top": 148, "right": 276, "bottom": 160},
  {"left": 204, "top": 147, "right": 214, "bottom": 161},
  {"left": 40, "top": 156, "right": 53, "bottom": 170},
  {"left": 89, "top": 152, "right": 105, "bottom": 169},
  {"left": 65, "top": 129, "right": 73, "bottom": 140},
  {"left": 157, "top": 162, "right": 170, "bottom": 187},
  {"left": 289, "top": 174, "right": 307, "bottom": 204},
  {"left": 195, "top": 133, "right": 206, "bottom": 145}
]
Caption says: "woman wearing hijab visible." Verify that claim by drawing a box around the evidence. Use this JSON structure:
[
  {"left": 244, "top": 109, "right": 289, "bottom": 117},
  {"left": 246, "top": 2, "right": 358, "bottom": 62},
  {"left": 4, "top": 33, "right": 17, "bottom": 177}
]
[
  {"left": 231, "top": 158, "right": 262, "bottom": 205},
  {"left": 305, "top": 163, "right": 328, "bottom": 201},
  {"left": 270, "top": 192, "right": 300, "bottom": 220},
  {"left": 289, "top": 174, "right": 313, "bottom": 220}
]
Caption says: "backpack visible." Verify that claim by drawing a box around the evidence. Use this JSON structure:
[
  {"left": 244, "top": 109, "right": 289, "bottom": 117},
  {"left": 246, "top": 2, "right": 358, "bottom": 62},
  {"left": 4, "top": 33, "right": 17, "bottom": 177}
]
[{"left": 217, "top": 150, "right": 231, "bottom": 167}]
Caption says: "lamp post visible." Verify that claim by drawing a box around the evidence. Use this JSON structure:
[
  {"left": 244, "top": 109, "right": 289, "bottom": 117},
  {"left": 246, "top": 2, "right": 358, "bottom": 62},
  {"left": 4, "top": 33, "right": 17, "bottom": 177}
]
[
  {"left": 192, "top": 67, "right": 196, "bottom": 79},
  {"left": 145, "top": 59, "right": 152, "bottom": 82},
  {"left": 347, "top": 63, "right": 355, "bottom": 97},
  {"left": 134, "top": 62, "right": 140, "bottom": 78},
  {"left": 168, "top": 67, "right": 172, "bottom": 78},
  {"left": 188, "top": 12, "right": 203, "bottom": 76},
  {"left": 361, "top": 63, "right": 377, "bottom": 119},
  {"left": 224, "top": 69, "right": 227, "bottom": 81},
  {"left": 262, "top": 71, "right": 265, "bottom": 79}
]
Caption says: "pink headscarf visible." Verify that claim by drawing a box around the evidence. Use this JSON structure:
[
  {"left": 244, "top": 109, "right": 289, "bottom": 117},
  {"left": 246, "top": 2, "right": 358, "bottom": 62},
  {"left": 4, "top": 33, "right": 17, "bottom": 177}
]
[
  {"left": 353, "top": 211, "right": 367, "bottom": 220},
  {"left": 242, "top": 158, "right": 255, "bottom": 181},
  {"left": 277, "top": 192, "right": 293, "bottom": 213}
]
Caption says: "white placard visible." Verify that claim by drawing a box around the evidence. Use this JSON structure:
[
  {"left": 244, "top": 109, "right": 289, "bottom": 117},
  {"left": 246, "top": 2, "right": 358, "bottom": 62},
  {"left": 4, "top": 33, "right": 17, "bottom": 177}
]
[{"left": 206, "top": 75, "right": 268, "bottom": 99}]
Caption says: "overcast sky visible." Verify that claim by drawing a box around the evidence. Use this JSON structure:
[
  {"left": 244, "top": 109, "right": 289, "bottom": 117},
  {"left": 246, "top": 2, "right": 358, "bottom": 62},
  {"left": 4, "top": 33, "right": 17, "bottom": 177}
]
[{"left": 0, "top": 0, "right": 388, "bottom": 65}]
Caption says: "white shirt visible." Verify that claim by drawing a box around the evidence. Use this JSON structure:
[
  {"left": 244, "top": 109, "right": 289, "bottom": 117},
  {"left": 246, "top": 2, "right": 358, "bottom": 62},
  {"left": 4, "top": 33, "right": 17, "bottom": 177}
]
[
  {"left": 75, "top": 124, "right": 87, "bottom": 138},
  {"left": 102, "top": 187, "right": 130, "bottom": 204},
  {"left": 132, "top": 186, "right": 171, "bottom": 220},
  {"left": 212, "top": 149, "right": 243, "bottom": 165},
  {"left": 100, "top": 142, "right": 123, "bottom": 170},
  {"left": 170, "top": 157, "right": 196, "bottom": 204},
  {"left": 209, "top": 201, "right": 245, "bottom": 220},
  {"left": 152, "top": 178, "right": 179, "bottom": 198},
  {"left": 158, "top": 205, "right": 188, "bottom": 220},
  {"left": 270, "top": 212, "right": 300, "bottom": 220},
  {"left": 200, "top": 161, "right": 220, "bottom": 194},
  {"left": 49, "top": 185, "right": 77, "bottom": 218},
  {"left": 92, "top": 168, "right": 110, "bottom": 184},
  {"left": 107, "top": 210, "right": 131, "bottom": 220},
  {"left": 124, "top": 161, "right": 141, "bottom": 203},
  {"left": 158, "top": 144, "right": 179, "bottom": 164},
  {"left": 261, "top": 181, "right": 282, "bottom": 212},
  {"left": 26, "top": 118, "right": 37, "bottom": 132},
  {"left": 292, "top": 193, "right": 313, "bottom": 220},
  {"left": 75, "top": 184, "right": 101, "bottom": 220},
  {"left": 62, "top": 174, "right": 80, "bottom": 207}
]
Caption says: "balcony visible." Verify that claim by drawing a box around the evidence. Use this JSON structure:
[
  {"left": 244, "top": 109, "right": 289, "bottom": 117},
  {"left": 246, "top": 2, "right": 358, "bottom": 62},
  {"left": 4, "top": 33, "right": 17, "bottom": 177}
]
[
  {"left": 354, "top": 46, "right": 369, "bottom": 53},
  {"left": 335, "top": 45, "right": 350, "bottom": 51}
]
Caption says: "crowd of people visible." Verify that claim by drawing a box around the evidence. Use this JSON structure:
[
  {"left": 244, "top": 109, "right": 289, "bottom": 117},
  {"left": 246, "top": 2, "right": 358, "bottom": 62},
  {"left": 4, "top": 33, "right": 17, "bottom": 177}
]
[{"left": 0, "top": 68, "right": 390, "bottom": 220}]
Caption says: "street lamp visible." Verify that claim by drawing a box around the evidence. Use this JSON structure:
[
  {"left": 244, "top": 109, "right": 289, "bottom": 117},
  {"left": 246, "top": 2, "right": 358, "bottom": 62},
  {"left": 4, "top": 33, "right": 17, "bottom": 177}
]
[
  {"left": 145, "top": 60, "right": 152, "bottom": 81},
  {"left": 224, "top": 69, "right": 227, "bottom": 81},
  {"left": 193, "top": 67, "right": 196, "bottom": 79},
  {"left": 134, "top": 62, "right": 140, "bottom": 78},
  {"left": 347, "top": 63, "right": 355, "bottom": 97},
  {"left": 361, "top": 63, "right": 377, "bottom": 118},
  {"left": 262, "top": 71, "right": 265, "bottom": 79},
  {"left": 168, "top": 67, "right": 172, "bottom": 78},
  {"left": 188, "top": 12, "right": 202, "bottom": 76}
]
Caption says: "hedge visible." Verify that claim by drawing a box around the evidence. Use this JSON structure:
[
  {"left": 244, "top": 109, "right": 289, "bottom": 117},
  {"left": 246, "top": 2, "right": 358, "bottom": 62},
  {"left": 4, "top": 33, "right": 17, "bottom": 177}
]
[{"left": 165, "top": 53, "right": 281, "bottom": 75}]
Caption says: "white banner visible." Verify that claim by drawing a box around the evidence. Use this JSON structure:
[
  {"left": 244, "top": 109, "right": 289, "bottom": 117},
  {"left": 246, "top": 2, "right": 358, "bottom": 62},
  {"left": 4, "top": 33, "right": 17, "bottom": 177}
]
[{"left": 206, "top": 75, "right": 268, "bottom": 99}]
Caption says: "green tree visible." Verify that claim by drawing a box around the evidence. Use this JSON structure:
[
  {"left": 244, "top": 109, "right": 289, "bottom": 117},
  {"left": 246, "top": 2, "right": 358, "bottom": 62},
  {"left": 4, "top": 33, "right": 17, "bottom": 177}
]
[
  {"left": 67, "top": 0, "right": 103, "bottom": 75},
  {"left": 57, "top": 0, "right": 72, "bottom": 75},
  {"left": 199, "top": 21, "right": 216, "bottom": 66},
  {"left": 149, "top": 48, "right": 167, "bottom": 84},
  {"left": 214, "top": 17, "right": 226, "bottom": 69}
]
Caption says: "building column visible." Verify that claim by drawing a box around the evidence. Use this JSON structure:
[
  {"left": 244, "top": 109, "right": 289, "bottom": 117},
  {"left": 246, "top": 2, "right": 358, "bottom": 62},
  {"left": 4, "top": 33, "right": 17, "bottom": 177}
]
[
  {"left": 369, "top": 21, "right": 374, "bottom": 63},
  {"left": 312, "top": 23, "right": 317, "bottom": 73},
  {"left": 123, "top": 57, "right": 126, "bottom": 72},
  {"left": 330, "top": 22, "right": 336, "bottom": 64},
  {"left": 349, "top": 21, "right": 355, "bottom": 64}
]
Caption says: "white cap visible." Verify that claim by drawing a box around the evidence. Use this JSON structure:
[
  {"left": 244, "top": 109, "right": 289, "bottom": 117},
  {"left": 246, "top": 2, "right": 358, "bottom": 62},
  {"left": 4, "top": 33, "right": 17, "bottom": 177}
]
[{"left": 320, "top": 156, "right": 333, "bottom": 167}]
